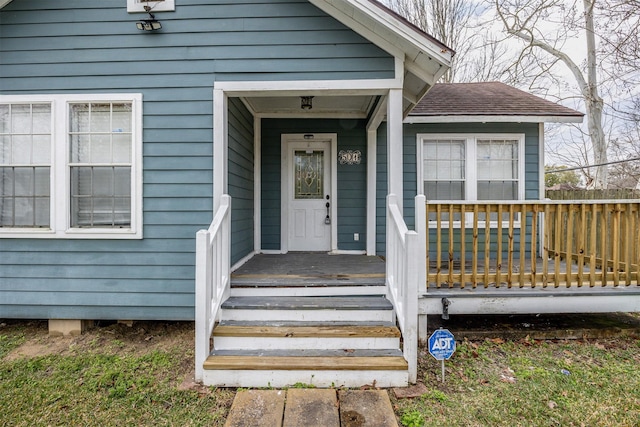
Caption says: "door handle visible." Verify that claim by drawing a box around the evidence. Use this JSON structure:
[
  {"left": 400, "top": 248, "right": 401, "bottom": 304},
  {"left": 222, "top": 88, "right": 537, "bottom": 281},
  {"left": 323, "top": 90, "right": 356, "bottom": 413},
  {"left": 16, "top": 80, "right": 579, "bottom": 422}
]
[{"left": 325, "top": 195, "right": 331, "bottom": 224}]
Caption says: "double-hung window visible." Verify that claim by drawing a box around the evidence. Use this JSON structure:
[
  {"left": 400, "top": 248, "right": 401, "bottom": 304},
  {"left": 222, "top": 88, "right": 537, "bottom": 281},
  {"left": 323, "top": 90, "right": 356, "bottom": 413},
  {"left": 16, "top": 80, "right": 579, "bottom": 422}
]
[
  {"left": 418, "top": 133, "right": 525, "bottom": 226},
  {"left": 0, "top": 94, "right": 142, "bottom": 238},
  {"left": 0, "top": 103, "right": 51, "bottom": 228}
]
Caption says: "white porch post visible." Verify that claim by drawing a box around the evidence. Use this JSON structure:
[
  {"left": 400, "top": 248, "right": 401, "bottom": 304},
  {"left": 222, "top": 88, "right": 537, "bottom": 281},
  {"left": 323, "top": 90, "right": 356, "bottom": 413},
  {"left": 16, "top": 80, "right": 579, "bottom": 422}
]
[
  {"left": 213, "top": 88, "right": 228, "bottom": 211},
  {"left": 254, "top": 116, "right": 262, "bottom": 253},
  {"left": 366, "top": 129, "right": 377, "bottom": 255},
  {"left": 366, "top": 97, "right": 386, "bottom": 256},
  {"left": 387, "top": 88, "right": 403, "bottom": 213}
]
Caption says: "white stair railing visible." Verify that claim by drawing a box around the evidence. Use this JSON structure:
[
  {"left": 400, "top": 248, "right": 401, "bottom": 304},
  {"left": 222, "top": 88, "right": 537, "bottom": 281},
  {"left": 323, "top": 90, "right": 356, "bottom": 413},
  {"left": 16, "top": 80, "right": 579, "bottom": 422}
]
[
  {"left": 195, "top": 194, "right": 231, "bottom": 382},
  {"left": 386, "top": 194, "right": 426, "bottom": 383}
]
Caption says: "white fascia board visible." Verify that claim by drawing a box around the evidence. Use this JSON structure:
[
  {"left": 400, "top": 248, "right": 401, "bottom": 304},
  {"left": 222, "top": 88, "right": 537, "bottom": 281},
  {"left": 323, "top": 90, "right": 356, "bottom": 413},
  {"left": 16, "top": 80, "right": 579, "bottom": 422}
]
[
  {"left": 215, "top": 78, "right": 402, "bottom": 97},
  {"left": 312, "top": 0, "right": 452, "bottom": 66},
  {"left": 311, "top": 0, "right": 405, "bottom": 59},
  {"left": 404, "top": 115, "right": 584, "bottom": 124},
  {"left": 255, "top": 111, "right": 369, "bottom": 119},
  {"left": 0, "top": 0, "right": 12, "bottom": 9}
]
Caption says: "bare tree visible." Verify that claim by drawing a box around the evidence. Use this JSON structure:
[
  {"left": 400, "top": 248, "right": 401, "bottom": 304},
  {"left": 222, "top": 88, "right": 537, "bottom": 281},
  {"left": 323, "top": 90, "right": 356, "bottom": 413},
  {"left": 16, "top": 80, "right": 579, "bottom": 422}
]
[
  {"left": 385, "top": 0, "right": 479, "bottom": 82},
  {"left": 494, "top": 0, "right": 609, "bottom": 188}
]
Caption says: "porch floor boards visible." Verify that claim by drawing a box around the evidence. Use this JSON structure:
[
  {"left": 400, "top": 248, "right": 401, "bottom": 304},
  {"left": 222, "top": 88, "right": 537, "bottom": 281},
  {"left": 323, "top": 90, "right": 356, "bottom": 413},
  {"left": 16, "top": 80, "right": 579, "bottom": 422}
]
[{"left": 232, "top": 253, "right": 385, "bottom": 281}]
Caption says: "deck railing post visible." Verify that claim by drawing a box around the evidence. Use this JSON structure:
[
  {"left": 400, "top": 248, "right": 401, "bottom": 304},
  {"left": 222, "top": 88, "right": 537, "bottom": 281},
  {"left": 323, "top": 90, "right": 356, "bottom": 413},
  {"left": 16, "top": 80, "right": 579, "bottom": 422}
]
[
  {"left": 194, "top": 194, "right": 231, "bottom": 383},
  {"left": 415, "top": 195, "right": 427, "bottom": 341},
  {"left": 405, "top": 230, "right": 419, "bottom": 382},
  {"left": 195, "top": 229, "right": 212, "bottom": 382}
]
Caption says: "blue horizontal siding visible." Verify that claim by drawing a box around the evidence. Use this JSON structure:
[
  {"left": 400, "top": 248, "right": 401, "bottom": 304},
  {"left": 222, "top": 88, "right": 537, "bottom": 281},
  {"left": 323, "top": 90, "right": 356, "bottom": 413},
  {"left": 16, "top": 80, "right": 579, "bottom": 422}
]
[
  {"left": 0, "top": 0, "right": 394, "bottom": 320},
  {"left": 228, "top": 97, "right": 255, "bottom": 265}
]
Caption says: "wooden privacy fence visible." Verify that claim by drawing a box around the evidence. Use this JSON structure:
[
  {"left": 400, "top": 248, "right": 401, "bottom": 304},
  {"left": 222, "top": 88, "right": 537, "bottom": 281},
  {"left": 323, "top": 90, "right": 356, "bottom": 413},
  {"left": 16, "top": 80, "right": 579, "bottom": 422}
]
[
  {"left": 425, "top": 200, "right": 640, "bottom": 289},
  {"left": 546, "top": 189, "right": 640, "bottom": 200}
]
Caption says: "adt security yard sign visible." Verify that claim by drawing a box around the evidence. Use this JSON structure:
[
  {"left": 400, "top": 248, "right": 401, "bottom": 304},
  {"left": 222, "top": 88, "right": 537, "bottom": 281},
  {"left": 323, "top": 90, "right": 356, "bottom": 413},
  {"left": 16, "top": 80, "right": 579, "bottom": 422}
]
[
  {"left": 428, "top": 329, "right": 456, "bottom": 382},
  {"left": 428, "top": 329, "right": 456, "bottom": 360}
]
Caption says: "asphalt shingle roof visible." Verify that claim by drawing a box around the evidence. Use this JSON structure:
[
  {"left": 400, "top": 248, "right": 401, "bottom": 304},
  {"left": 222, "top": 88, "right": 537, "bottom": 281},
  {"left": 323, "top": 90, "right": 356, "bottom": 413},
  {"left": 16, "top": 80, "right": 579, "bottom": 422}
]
[{"left": 410, "top": 82, "right": 583, "bottom": 118}]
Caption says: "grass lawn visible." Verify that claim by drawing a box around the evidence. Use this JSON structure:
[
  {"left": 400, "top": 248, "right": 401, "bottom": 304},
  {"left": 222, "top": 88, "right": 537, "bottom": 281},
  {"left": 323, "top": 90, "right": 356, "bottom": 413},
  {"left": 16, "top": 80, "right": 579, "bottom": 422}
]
[
  {"left": 1, "top": 318, "right": 639, "bottom": 426},
  {"left": 393, "top": 332, "right": 640, "bottom": 427},
  {"left": 0, "top": 321, "right": 234, "bottom": 427}
]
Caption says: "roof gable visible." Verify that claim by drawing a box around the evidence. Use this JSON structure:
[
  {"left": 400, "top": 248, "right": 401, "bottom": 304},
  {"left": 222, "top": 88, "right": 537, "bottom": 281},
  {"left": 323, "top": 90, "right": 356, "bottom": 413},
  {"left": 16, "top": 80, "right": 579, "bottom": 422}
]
[{"left": 309, "top": 0, "right": 453, "bottom": 113}]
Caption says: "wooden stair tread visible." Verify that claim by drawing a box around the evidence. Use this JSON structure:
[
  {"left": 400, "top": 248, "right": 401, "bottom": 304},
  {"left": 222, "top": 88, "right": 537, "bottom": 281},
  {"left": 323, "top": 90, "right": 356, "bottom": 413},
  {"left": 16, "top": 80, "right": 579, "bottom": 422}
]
[
  {"left": 221, "top": 296, "right": 393, "bottom": 310},
  {"left": 213, "top": 324, "right": 401, "bottom": 338},
  {"left": 210, "top": 349, "right": 404, "bottom": 357},
  {"left": 218, "top": 320, "right": 395, "bottom": 327},
  {"left": 203, "top": 355, "right": 408, "bottom": 371}
]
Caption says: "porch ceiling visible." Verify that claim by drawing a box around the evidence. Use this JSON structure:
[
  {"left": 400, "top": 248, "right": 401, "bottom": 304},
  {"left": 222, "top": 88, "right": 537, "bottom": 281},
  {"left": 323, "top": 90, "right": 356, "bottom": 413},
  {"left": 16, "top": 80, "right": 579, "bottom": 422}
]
[{"left": 241, "top": 94, "right": 377, "bottom": 118}]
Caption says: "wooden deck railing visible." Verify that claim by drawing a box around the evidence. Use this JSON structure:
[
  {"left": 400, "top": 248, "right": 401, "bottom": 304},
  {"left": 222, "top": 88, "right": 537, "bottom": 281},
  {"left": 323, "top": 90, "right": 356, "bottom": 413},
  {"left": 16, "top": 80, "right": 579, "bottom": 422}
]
[
  {"left": 386, "top": 194, "right": 425, "bottom": 383},
  {"left": 425, "top": 200, "right": 640, "bottom": 289}
]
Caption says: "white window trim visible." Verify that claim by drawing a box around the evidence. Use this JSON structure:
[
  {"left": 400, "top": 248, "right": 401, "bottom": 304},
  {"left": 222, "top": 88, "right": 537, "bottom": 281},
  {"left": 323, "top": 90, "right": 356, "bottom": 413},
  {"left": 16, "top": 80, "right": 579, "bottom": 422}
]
[
  {"left": 0, "top": 93, "right": 143, "bottom": 239},
  {"left": 416, "top": 133, "right": 526, "bottom": 229}
]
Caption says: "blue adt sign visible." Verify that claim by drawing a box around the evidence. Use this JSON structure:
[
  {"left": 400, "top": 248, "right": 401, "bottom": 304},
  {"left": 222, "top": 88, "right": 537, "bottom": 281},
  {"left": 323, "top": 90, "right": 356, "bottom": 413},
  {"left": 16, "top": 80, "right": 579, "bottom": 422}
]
[{"left": 428, "top": 329, "right": 456, "bottom": 360}]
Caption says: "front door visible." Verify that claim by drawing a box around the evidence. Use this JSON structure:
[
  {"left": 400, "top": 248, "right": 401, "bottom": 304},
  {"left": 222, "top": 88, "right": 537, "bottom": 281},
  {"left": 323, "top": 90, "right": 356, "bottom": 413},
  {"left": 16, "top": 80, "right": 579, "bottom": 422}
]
[{"left": 283, "top": 135, "right": 333, "bottom": 251}]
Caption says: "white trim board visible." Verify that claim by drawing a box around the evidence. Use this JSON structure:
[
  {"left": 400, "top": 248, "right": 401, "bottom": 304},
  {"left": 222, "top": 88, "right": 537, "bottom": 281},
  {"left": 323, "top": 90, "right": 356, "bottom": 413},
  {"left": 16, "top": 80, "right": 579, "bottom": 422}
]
[
  {"left": 215, "top": 79, "right": 403, "bottom": 96},
  {"left": 420, "top": 293, "right": 640, "bottom": 315},
  {"left": 405, "top": 115, "right": 584, "bottom": 124}
]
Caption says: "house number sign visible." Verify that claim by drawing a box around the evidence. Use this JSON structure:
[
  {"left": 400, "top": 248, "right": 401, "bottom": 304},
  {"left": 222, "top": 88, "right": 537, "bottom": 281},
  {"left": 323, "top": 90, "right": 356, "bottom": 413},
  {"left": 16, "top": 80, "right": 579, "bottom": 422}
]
[{"left": 338, "top": 150, "right": 362, "bottom": 165}]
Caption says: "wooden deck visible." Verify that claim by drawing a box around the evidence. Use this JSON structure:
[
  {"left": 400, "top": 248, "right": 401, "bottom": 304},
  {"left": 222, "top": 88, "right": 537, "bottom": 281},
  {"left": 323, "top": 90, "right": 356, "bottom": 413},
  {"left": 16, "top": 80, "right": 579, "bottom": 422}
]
[{"left": 232, "top": 253, "right": 386, "bottom": 278}]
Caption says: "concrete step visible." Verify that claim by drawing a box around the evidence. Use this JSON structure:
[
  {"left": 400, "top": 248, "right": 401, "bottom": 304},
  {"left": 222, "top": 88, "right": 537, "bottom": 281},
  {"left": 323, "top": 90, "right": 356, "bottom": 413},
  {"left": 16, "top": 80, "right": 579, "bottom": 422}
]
[
  {"left": 220, "top": 296, "right": 395, "bottom": 322},
  {"left": 212, "top": 321, "right": 401, "bottom": 350}
]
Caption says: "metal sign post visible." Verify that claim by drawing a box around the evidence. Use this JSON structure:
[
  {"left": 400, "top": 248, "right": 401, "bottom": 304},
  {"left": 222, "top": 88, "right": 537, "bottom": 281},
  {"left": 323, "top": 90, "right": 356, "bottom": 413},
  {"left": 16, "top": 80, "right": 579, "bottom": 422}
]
[{"left": 428, "top": 328, "right": 456, "bottom": 383}]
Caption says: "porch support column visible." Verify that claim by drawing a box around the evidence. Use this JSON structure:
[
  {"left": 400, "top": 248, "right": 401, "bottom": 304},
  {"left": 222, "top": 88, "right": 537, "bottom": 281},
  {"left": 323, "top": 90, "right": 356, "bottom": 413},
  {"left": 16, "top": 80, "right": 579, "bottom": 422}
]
[
  {"left": 254, "top": 116, "right": 262, "bottom": 252},
  {"left": 213, "top": 88, "right": 228, "bottom": 212},
  {"left": 366, "top": 129, "right": 377, "bottom": 256},
  {"left": 366, "top": 96, "right": 386, "bottom": 256},
  {"left": 387, "top": 88, "right": 403, "bottom": 213}
]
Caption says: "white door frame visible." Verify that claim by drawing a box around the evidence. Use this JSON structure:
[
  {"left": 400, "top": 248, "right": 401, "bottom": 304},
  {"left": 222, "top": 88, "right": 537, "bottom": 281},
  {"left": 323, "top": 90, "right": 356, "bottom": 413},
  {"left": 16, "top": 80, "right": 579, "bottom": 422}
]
[{"left": 281, "top": 133, "right": 338, "bottom": 253}]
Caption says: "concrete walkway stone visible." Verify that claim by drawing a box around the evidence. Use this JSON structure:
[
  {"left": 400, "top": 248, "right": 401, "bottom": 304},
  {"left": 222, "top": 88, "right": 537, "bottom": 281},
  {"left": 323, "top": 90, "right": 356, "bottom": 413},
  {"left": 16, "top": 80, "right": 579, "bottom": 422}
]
[
  {"left": 283, "top": 389, "right": 340, "bottom": 427},
  {"left": 224, "top": 388, "right": 399, "bottom": 427},
  {"left": 224, "top": 389, "right": 285, "bottom": 427},
  {"left": 338, "top": 390, "right": 399, "bottom": 427}
]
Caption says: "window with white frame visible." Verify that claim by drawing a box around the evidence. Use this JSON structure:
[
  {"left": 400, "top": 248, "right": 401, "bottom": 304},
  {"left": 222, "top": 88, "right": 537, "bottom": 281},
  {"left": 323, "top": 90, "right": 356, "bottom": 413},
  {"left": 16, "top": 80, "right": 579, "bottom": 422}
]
[
  {"left": 0, "top": 94, "right": 142, "bottom": 238},
  {"left": 0, "top": 103, "right": 51, "bottom": 228},
  {"left": 418, "top": 133, "right": 525, "bottom": 226},
  {"left": 423, "top": 139, "right": 466, "bottom": 200}
]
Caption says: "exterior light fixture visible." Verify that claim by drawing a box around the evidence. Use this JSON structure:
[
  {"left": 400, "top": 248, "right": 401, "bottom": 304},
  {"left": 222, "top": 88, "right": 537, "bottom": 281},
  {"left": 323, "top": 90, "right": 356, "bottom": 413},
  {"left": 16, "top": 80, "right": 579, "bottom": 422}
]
[
  {"left": 300, "top": 96, "right": 314, "bottom": 110},
  {"left": 136, "top": 11, "right": 162, "bottom": 31}
]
